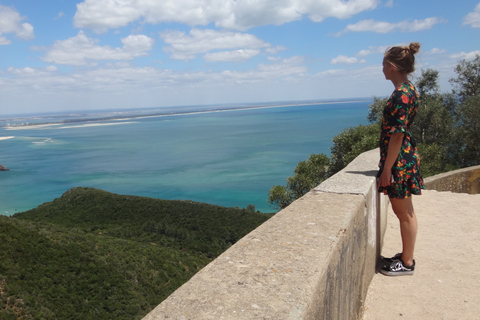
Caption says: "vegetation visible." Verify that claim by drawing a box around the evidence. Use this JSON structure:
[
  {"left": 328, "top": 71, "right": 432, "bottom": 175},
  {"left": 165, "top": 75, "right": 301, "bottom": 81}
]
[
  {"left": 1, "top": 187, "right": 272, "bottom": 319},
  {"left": 268, "top": 55, "right": 480, "bottom": 209},
  {"left": 2, "top": 55, "right": 479, "bottom": 318}
]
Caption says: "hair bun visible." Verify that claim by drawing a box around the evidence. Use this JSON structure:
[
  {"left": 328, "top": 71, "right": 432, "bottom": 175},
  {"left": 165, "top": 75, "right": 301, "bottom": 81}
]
[{"left": 408, "top": 42, "right": 421, "bottom": 55}]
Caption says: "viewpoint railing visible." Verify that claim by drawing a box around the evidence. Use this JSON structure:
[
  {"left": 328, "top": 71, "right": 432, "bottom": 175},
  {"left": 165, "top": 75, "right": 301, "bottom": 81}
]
[{"left": 143, "top": 148, "right": 389, "bottom": 320}]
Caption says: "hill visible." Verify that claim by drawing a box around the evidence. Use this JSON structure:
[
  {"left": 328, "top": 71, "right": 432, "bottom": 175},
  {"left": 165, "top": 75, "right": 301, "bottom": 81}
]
[{"left": 1, "top": 187, "right": 272, "bottom": 319}]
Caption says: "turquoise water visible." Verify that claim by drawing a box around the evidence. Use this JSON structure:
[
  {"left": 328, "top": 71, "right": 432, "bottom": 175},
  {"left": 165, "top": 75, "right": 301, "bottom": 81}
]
[{"left": 0, "top": 101, "right": 371, "bottom": 214}]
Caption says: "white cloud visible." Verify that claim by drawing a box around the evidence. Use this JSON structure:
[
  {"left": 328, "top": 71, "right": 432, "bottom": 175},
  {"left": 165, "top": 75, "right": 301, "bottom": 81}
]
[
  {"left": 331, "top": 55, "right": 365, "bottom": 64},
  {"left": 0, "top": 36, "right": 11, "bottom": 45},
  {"left": 303, "top": 0, "right": 378, "bottom": 23},
  {"left": 384, "top": 0, "right": 394, "bottom": 8},
  {"left": 463, "top": 3, "right": 480, "bottom": 28},
  {"left": 336, "top": 17, "right": 445, "bottom": 35},
  {"left": 0, "top": 5, "right": 34, "bottom": 44},
  {"left": 265, "top": 45, "right": 287, "bottom": 55},
  {"left": 427, "top": 48, "right": 447, "bottom": 55},
  {"left": 74, "top": 0, "right": 379, "bottom": 32},
  {"left": 450, "top": 50, "right": 480, "bottom": 61},
  {"left": 3, "top": 55, "right": 307, "bottom": 95},
  {"left": 161, "top": 29, "right": 267, "bottom": 60},
  {"left": 7, "top": 67, "right": 36, "bottom": 75},
  {"left": 41, "top": 31, "right": 154, "bottom": 65},
  {"left": 357, "top": 45, "right": 389, "bottom": 57},
  {"left": 203, "top": 49, "right": 261, "bottom": 62},
  {"left": 256, "top": 56, "right": 307, "bottom": 77},
  {"left": 54, "top": 11, "right": 65, "bottom": 20}
]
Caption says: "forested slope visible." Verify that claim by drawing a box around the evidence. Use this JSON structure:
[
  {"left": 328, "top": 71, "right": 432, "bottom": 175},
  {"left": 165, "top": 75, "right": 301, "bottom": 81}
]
[{"left": 1, "top": 187, "right": 272, "bottom": 319}]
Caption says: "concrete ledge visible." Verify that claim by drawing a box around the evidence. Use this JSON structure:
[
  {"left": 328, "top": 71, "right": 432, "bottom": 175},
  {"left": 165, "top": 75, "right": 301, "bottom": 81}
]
[
  {"left": 424, "top": 165, "right": 480, "bottom": 194},
  {"left": 143, "top": 149, "right": 388, "bottom": 320}
]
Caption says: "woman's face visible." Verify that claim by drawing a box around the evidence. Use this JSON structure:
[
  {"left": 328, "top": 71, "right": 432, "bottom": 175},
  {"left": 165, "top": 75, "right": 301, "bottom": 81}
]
[{"left": 382, "top": 59, "right": 393, "bottom": 80}]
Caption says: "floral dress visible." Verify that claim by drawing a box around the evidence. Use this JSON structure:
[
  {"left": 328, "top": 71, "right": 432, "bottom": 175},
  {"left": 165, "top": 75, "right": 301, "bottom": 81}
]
[{"left": 378, "top": 81, "right": 425, "bottom": 199}]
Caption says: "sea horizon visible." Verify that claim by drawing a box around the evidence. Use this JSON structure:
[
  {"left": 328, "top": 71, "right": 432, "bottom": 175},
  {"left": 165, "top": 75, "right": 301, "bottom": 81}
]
[
  {"left": 1, "top": 98, "right": 373, "bottom": 215},
  {"left": 0, "top": 97, "right": 372, "bottom": 127}
]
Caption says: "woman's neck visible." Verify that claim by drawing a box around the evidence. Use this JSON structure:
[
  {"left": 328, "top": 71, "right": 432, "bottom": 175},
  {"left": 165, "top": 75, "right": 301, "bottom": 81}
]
[{"left": 391, "top": 74, "right": 409, "bottom": 88}]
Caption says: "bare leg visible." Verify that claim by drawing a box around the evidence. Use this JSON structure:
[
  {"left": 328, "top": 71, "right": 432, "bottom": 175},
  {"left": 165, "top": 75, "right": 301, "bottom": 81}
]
[{"left": 390, "top": 196, "right": 417, "bottom": 266}]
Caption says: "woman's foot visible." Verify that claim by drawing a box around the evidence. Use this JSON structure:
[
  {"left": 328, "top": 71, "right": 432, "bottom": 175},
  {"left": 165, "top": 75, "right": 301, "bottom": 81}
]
[{"left": 380, "top": 258, "right": 415, "bottom": 276}]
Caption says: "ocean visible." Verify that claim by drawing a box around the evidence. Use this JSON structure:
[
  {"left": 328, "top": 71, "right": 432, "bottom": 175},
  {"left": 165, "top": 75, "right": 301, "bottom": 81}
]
[{"left": 0, "top": 99, "right": 372, "bottom": 215}]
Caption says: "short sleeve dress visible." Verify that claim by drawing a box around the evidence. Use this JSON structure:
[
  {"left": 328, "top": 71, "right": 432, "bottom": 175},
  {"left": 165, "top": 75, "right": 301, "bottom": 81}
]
[{"left": 378, "top": 81, "right": 425, "bottom": 199}]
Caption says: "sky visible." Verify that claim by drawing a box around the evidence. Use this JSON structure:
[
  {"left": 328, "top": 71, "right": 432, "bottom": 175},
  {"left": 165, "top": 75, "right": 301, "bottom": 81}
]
[{"left": 1, "top": 0, "right": 479, "bottom": 115}]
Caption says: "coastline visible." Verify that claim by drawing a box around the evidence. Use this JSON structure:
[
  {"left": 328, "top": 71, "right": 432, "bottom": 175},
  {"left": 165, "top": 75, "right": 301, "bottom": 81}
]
[
  {"left": 1, "top": 98, "right": 371, "bottom": 130},
  {"left": 0, "top": 99, "right": 371, "bottom": 215}
]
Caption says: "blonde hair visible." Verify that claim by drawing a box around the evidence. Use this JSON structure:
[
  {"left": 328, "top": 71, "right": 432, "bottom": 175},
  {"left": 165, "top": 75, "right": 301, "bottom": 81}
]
[{"left": 384, "top": 42, "right": 420, "bottom": 74}]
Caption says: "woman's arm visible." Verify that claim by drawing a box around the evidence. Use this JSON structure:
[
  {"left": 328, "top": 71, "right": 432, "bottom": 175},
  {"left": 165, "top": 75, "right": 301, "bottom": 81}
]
[{"left": 378, "top": 132, "right": 404, "bottom": 187}]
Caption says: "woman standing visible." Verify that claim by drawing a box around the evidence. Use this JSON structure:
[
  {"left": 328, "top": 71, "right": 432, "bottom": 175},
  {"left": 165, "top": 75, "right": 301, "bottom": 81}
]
[{"left": 378, "top": 42, "right": 425, "bottom": 276}]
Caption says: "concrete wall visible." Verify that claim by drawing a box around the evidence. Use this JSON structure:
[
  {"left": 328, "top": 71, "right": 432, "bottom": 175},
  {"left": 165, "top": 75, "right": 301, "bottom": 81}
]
[
  {"left": 143, "top": 149, "right": 389, "bottom": 320},
  {"left": 424, "top": 165, "right": 480, "bottom": 194}
]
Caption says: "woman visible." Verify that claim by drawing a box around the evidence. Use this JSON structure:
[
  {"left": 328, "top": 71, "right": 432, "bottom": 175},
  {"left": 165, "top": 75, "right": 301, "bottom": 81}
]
[{"left": 378, "top": 42, "right": 425, "bottom": 276}]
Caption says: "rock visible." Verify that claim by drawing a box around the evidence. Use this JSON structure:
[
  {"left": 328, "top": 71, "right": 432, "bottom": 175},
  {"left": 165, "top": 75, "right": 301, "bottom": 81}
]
[{"left": 0, "top": 164, "right": 9, "bottom": 171}]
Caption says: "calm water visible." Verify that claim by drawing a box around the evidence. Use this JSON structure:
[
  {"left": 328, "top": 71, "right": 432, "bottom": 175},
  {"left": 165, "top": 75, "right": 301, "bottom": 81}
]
[{"left": 0, "top": 100, "right": 371, "bottom": 214}]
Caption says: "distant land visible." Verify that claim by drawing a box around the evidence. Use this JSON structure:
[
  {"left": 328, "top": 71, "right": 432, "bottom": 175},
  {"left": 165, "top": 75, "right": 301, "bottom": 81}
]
[{"left": 0, "top": 97, "right": 372, "bottom": 128}]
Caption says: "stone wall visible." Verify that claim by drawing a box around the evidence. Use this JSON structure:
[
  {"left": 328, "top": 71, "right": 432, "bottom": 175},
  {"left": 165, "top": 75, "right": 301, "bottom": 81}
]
[
  {"left": 143, "top": 149, "right": 388, "bottom": 320},
  {"left": 424, "top": 165, "right": 480, "bottom": 194}
]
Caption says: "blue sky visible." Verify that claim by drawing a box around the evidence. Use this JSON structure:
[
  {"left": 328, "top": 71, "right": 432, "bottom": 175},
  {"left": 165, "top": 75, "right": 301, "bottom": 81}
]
[{"left": 1, "top": 0, "right": 479, "bottom": 115}]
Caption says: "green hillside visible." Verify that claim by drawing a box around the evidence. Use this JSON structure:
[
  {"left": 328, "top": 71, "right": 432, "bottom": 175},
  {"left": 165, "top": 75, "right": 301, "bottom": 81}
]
[{"left": 1, "top": 187, "right": 272, "bottom": 319}]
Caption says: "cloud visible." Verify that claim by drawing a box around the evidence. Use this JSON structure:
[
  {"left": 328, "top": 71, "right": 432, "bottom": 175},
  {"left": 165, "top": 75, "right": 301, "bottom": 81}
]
[
  {"left": 1, "top": 56, "right": 314, "bottom": 114},
  {"left": 74, "top": 0, "right": 379, "bottom": 32},
  {"left": 450, "top": 50, "right": 480, "bottom": 61},
  {"left": 41, "top": 31, "right": 154, "bottom": 65},
  {"left": 161, "top": 29, "right": 267, "bottom": 61},
  {"left": 0, "top": 5, "right": 34, "bottom": 44},
  {"left": 7, "top": 66, "right": 58, "bottom": 76},
  {"left": 336, "top": 17, "right": 445, "bottom": 35},
  {"left": 203, "top": 49, "right": 261, "bottom": 62},
  {"left": 427, "top": 48, "right": 447, "bottom": 55},
  {"left": 463, "top": 3, "right": 480, "bottom": 28},
  {"left": 384, "top": 0, "right": 394, "bottom": 8},
  {"left": 357, "top": 45, "right": 390, "bottom": 57},
  {"left": 0, "top": 36, "right": 10, "bottom": 45},
  {"left": 265, "top": 45, "right": 287, "bottom": 55},
  {"left": 54, "top": 11, "right": 65, "bottom": 20},
  {"left": 3, "top": 55, "right": 307, "bottom": 95},
  {"left": 331, "top": 55, "right": 365, "bottom": 64}
]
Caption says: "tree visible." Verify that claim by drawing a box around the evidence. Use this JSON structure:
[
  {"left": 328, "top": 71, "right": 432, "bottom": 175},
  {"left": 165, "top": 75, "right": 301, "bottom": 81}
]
[
  {"left": 449, "top": 55, "right": 480, "bottom": 167},
  {"left": 416, "top": 69, "right": 440, "bottom": 97},
  {"left": 452, "top": 95, "right": 480, "bottom": 167},
  {"left": 287, "top": 153, "right": 331, "bottom": 199},
  {"left": 449, "top": 54, "right": 480, "bottom": 102},
  {"left": 268, "top": 59, "right": 480, "bottom": 211},
  {"left": 267, "top": 185, "right": 292, "bottom": 211},
  {"left": 267, "top": 153, "right": 330, "bottom": 210},
  {"left": 329, "top": 124, "right": 380, "bottom": 174},
  {"left": 412, "top": 69, "right": 454, "bottom": 146},
  {"left": 367, "top": 96, "right": 387, "bottom": 124}
]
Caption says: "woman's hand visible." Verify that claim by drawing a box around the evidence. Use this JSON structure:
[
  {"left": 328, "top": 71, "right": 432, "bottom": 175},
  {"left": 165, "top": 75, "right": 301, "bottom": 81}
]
[
  {"left": 378, "top": 132, "right": 403, "bottom": 189},
  {"left": 378, "top": 169, "right": 393, "bottom": 188}
]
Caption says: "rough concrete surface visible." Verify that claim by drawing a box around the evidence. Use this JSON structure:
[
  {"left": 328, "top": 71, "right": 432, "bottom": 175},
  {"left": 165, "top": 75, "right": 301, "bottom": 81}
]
[
  {"left": 363, "top": 190, "right": 480, "bottom": 320},
  {"left": 143, "top": 149, "right": 385, "bottom": 320},
  {"left": 143, "top": 191, "right": 375, "bottom": 320},
  {"left": 423, "top": 165, "right": 480, "bottom": 194}
]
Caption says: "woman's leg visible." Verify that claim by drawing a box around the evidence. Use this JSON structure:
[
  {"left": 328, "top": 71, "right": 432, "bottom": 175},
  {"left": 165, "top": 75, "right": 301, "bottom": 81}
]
[{"left": 390, "top": 196, "right": 417, "bottom": 266}]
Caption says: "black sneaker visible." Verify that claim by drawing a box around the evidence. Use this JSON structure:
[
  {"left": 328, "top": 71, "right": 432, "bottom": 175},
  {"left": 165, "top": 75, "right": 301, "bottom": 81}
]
[
  {"left": 380, "top": 258, "right": 415, "bottom": 276},
  {"left": 379, "top": 253, "right": 402, "bottom": 268}
]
